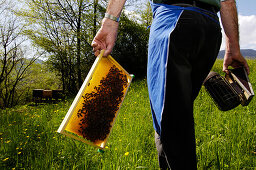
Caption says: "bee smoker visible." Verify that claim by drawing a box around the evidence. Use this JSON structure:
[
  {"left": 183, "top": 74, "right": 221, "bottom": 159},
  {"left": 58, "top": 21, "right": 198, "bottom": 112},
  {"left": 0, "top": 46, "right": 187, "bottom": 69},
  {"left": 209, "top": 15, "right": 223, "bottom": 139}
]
[{"left": 203, "top": 71, "right": 241, "bottom": 111}]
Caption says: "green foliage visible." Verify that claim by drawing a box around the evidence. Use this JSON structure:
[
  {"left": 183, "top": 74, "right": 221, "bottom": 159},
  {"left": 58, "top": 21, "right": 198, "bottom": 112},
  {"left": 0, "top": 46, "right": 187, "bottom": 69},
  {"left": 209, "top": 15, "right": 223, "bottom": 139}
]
[
  {"left": 0, "top": 56, "right": 37, "bottom": 108},
  {"left": 0, "top": 60, "right": 62, "bottom": 107},
  {"left": 17, "top": 0, "right": 101, "bottom": 95},
  {"left": 17, "top": 0, "right": 152, "bottom": 93},
  {"left": 113, "top": 15, "right": 150, "bottom": 79},
  {"left": 138, "top": 1, "right": 153, "bottom": 28},
  {"left": 111, "top": 2, "right": 152, "bottom": 79},
  {"left": 0, "top": 0, "right": 33, "bottom": 108},
  {"left": 1, "top": 59, "right": 256, "bottom": 169},
  {"left": 0, "top": 0, "right": 151, "bottom": 107},
  {"left": 24, "top": 61, "right": 62, "bottom": 90}
]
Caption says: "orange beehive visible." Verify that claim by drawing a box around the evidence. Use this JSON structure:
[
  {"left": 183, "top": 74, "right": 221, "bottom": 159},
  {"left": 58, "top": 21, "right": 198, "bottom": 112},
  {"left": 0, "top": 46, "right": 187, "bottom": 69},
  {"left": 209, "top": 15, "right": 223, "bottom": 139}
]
[{"left": 57, "top": 51, "right": 133, "bottom": 149}]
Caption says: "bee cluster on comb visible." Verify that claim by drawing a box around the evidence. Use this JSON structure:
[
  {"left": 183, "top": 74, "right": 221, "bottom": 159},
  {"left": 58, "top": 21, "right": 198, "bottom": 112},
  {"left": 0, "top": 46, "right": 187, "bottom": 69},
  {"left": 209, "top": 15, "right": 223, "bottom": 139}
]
[
  {"left": 77, "top": 65, "right": 128, "bottom": 142},
  {"left": 57, "top": 53, "right": 133, "bottom": 149}
]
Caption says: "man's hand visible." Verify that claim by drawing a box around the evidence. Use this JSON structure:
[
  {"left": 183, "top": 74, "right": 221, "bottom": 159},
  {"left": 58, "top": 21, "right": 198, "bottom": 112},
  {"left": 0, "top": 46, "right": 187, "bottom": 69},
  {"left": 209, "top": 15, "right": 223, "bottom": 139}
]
[
  {"left": 91, "top": 18, "right": 119, "bottom": 57},
  {"left": 91, "top": 0, "right": 126, "bottom": 56},
  {"left": 223, "top": 50, "right": 249, "bottom": 74}
]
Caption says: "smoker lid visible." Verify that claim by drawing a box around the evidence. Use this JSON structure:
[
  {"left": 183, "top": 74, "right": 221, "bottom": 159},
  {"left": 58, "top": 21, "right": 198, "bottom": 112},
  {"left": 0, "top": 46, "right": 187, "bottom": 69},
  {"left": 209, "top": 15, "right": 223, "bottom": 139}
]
[{"left": 203, "top": 71, "right": 220, "bottom": 84}]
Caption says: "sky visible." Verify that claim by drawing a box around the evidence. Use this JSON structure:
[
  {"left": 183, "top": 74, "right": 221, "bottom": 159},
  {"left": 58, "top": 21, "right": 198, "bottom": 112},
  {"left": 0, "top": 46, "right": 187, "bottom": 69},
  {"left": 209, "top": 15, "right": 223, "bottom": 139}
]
[
  {"left": 229, "top": 0, "right": 256, "bottom": 50},
  {"left": 135, "top": 0, "right": 256, "bottom": 50}
]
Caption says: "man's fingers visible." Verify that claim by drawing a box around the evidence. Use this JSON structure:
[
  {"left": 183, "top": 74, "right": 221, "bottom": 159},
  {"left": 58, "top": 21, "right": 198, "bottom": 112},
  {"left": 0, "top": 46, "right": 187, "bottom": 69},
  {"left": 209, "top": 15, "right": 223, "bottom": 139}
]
[
  {"left": 92, "top": 45, "right": 101, "bottom": 53},
  {"left": 91, "top": 41, "right": 104, "bottom": 56},
  {"left": 94, "top": 50, "right": 100, "bottom": 56},
  {"left": 103, "top": 43, "right": 114, "bottom": 57},
  {"left": 91, "top": 41, "right": 97, "bottom": 47},
  {"left": 103, "top": 49, "right": 111, "bottom": 57},
  {"left": 222, "top": 62, "right": 228, "bottom": 73}
]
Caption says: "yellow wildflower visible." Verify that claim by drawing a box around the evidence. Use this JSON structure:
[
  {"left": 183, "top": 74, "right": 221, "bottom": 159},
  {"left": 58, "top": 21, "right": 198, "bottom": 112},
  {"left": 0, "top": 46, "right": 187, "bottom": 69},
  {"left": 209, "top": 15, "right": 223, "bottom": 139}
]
[
  {"left": 124, "top": 152, "right": 129, "bottom": 156},
  {"left": 3, "top": 158, "right": 9, "bottom": 161}
]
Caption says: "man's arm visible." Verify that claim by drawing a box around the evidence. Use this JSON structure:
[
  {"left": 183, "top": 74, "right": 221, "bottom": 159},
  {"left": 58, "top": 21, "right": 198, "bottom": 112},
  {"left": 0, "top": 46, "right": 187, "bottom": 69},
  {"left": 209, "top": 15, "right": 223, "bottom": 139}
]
[
  {"left": 220, "top": 0, "right": 249, "bottom": 74},
  {"left": 91, "top": 0, "right": 126, "bottom": 57}
]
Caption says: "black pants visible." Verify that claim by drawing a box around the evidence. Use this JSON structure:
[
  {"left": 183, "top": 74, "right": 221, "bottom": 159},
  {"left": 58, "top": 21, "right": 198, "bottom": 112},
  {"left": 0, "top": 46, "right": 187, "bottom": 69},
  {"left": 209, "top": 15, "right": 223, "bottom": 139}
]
[{"left": 155, "top": 10, "right": 222, "bottom": 170}]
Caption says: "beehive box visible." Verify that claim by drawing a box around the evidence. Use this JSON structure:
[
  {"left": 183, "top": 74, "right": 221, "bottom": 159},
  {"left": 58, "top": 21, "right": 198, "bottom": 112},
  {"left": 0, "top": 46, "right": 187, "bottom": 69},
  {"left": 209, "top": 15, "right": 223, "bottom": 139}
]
[{"left": 57, "top": 51, "right": 133, "bottom": 149}]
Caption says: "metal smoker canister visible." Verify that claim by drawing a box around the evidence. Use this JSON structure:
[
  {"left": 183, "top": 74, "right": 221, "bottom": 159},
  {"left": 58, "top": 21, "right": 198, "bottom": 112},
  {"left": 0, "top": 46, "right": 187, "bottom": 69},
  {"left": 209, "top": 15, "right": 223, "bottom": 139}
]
[{"left": 203, "top": 71, "right": 241, "bottom": 111}]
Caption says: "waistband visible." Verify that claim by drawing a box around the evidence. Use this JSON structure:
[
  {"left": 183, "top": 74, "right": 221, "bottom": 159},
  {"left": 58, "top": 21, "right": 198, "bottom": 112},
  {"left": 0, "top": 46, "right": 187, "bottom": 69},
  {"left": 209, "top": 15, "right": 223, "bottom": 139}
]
[{"left": 154, "top": 0, "right": 219, "bottom": 13}]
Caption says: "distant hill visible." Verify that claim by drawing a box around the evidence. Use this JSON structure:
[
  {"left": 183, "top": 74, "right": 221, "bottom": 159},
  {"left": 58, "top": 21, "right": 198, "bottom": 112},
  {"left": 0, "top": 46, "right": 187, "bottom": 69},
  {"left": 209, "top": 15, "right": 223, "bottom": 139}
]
[
  {"left": 218, "top": 49, "right": 256, "bottom": 58},
  {"left": 27, "top": 58, "right": 44, "bottom": 64}
]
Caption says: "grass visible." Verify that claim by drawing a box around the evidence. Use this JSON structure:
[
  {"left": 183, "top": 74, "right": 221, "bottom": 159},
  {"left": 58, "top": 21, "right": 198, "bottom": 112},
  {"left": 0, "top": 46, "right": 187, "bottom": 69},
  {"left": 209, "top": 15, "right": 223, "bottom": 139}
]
[
  {"left": 194, "top": 59, "right": 256, "bottom": 169},
  {"left": 1, "top": 59, "right": 256, "bottom": 169}
]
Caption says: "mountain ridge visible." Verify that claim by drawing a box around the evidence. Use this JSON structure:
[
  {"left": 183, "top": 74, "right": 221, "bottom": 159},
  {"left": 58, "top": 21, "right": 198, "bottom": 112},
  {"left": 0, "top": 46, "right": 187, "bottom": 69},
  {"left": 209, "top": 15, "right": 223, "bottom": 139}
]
[{"left": 218, "top": 49, "right": 256, "bottom": 58}]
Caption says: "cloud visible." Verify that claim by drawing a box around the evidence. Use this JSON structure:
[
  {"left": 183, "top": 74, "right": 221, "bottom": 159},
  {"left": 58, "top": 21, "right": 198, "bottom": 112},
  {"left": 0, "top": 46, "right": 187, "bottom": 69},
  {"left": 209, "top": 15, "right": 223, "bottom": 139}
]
[
  {"left": 239, "top": 15, "right": 256, "bottom": 50},
  {"left": 220, "top": 14, "right": 256, "bottom": 50}
]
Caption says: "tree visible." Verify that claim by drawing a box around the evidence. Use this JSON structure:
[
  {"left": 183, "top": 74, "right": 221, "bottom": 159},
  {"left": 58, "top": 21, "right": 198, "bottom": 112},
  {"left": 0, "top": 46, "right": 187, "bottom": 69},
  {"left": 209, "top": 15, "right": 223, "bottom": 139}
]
[
  {"left": 18, "top": 0, "right": 103, "bottom": 95},
  {"left": 0, "top": 0, "right": 37, "bottom": 107},
  {"left": 110, "top": 1, "right": 152, "bottom": 79},
  {"left": 112, "top": 14, "right": 150, "bottom": 79},
  {"left": 18, "top": 0, "right": 151, "bottom": 96},
  {"left": 139, "top": 1, "right": 153, "bottom": 29}
]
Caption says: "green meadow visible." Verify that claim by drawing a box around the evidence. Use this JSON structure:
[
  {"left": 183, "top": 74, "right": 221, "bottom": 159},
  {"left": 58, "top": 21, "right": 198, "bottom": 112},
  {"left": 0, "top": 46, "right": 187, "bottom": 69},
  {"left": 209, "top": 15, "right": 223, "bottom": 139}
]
[{"left": 1, "top": 59, "right": 256, "bottom": 169}]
